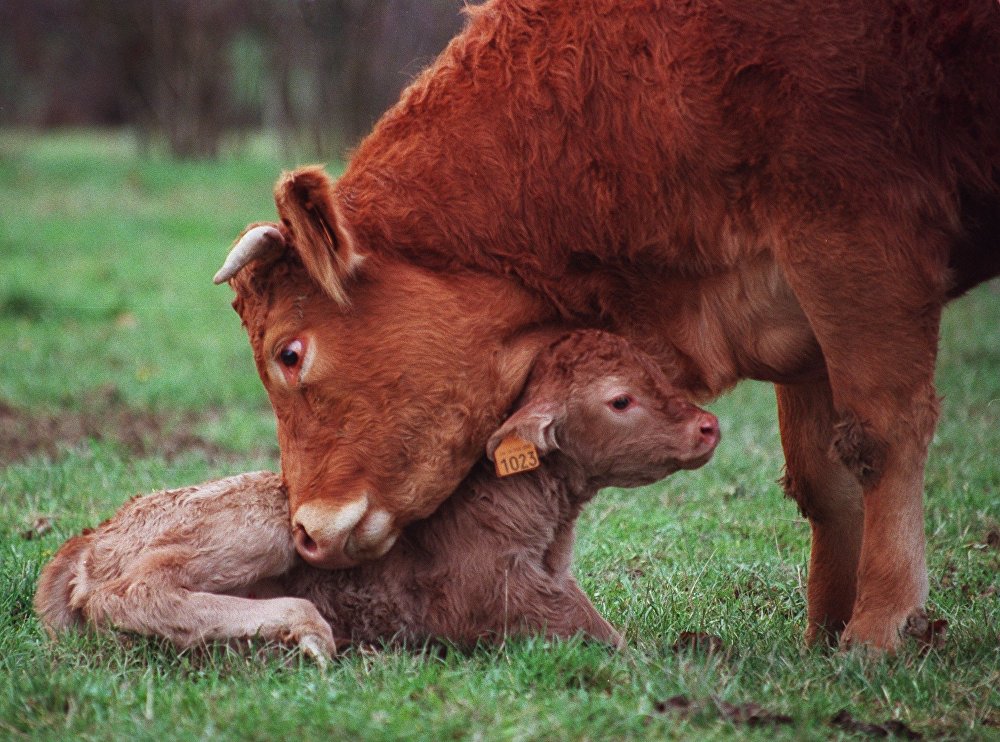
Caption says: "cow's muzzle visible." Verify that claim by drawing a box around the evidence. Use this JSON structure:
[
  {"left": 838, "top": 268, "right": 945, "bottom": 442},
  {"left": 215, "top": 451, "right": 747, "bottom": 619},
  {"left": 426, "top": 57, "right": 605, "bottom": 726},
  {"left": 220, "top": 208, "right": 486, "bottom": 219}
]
[{"left": 292, "top": 497, "right": 399, "bottom": 569}]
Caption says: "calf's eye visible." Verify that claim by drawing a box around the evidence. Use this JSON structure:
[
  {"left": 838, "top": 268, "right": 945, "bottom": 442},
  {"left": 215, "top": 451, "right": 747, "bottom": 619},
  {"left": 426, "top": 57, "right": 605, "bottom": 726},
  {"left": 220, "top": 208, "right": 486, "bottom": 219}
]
[{"left": 609, "top": 394, "right": 633, "bottom": 411}]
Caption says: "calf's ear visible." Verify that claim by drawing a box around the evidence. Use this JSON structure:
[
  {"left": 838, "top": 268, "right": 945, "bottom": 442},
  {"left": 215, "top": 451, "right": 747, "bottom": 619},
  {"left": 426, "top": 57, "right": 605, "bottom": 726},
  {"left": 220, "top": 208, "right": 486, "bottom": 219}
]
[
  {"left": 485, "top": 401, "right": 563, "bottom": 462},
  {"left": 274, "top": 165, "right": 363, "bottom": 307}
]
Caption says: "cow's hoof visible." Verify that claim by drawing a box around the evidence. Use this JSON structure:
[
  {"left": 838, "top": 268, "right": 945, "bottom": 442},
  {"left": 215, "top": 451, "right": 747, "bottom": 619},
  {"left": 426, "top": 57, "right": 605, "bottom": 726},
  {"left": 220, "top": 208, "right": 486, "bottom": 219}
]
[
  {"left": 804, "top": 622, "right": 842, "bottom": 649},
  {"left": 840, "top": 607, "right": 925, "bottom": 654}
]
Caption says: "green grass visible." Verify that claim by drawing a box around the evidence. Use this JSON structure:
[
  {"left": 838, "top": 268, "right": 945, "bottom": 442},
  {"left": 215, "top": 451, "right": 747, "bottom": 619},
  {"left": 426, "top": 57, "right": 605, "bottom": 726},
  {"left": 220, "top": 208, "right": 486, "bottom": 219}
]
[{"left": 1, "top": 130, "right": 998, "bottom": 740}]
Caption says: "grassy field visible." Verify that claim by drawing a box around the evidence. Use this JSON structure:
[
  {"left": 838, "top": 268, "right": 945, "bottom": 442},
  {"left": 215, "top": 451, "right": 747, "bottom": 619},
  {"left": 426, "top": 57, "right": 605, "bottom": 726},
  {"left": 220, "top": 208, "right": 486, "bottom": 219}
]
[{"left": 1, "top": 131, "right": 998, "bottom": 740}]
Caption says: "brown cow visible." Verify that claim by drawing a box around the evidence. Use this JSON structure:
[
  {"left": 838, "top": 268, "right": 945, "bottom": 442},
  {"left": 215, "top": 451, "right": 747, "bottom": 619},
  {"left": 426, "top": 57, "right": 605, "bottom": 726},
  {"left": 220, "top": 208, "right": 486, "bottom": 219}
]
[
  {"left": 35, "top": 331, "right": 719, "bottom": 657},
  {"left": 215, "top": 0, "right": 1000, "bottom": 651}
]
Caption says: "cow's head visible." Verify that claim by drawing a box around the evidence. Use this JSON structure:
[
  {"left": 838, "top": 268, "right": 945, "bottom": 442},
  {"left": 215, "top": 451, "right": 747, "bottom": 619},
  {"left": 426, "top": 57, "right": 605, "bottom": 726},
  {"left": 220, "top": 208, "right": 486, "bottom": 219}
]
[{"left": 218, "top": 167, "right": 555, "bottom": 568}]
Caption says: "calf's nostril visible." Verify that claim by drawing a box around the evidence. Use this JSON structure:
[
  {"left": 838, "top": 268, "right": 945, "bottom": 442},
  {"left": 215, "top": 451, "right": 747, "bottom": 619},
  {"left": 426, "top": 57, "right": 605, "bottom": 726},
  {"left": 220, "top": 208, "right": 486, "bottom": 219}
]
[{"left": 699, "top": 414, "right": 720, "bottom": 443}]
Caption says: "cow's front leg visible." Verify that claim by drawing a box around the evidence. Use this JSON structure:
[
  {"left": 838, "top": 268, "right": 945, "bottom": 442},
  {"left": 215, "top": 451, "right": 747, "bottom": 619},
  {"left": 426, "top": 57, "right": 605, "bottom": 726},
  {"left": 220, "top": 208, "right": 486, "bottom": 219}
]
[
  {"left": 778, "top": 229, "right": 944, "bottom": 652},
  {"left": 836, "top": 389, "right": 937, "bottom": 652},
  {"left": 776, "top": 378, "right": 863, "bottom": 645}
]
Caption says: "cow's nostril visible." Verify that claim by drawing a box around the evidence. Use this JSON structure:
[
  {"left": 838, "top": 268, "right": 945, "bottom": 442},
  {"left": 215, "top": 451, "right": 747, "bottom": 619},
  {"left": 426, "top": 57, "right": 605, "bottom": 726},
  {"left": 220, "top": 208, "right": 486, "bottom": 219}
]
[
  {"left": 294, "top": 524, "right": 318, "bottom": 554},
  {"left": 291, "top": 497, "right": 370, "bottom": 568}
]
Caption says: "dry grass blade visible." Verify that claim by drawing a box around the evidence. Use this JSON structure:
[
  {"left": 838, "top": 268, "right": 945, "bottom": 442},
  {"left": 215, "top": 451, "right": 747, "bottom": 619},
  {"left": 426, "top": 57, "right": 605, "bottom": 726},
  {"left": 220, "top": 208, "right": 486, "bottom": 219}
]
[{"left": 20, "top": 516, "right": 52, "bottom": 540}]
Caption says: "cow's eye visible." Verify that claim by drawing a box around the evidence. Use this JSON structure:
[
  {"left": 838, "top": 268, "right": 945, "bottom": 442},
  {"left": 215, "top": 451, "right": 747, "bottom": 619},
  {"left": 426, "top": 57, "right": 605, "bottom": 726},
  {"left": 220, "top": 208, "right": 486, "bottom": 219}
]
[
  {"left": 609, "top": 394, "right": 634, "bottom": 411},
  {"left": 279, "top": 339, "right": 304, "bottom": 368}
]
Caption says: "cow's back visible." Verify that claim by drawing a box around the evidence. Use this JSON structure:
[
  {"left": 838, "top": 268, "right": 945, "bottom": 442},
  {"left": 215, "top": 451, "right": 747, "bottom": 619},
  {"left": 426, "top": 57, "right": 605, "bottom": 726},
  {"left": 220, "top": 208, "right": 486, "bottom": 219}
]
[{"left": 341, "top": 0, "right": 999, "bottom": 293}]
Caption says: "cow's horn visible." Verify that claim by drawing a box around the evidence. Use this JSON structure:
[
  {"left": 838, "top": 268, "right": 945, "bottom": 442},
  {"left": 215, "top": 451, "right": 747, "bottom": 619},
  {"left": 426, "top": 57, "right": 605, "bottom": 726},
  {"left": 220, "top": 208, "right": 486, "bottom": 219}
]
[{"left": 213, "top": 225, "right": 285, "bottom": 284}]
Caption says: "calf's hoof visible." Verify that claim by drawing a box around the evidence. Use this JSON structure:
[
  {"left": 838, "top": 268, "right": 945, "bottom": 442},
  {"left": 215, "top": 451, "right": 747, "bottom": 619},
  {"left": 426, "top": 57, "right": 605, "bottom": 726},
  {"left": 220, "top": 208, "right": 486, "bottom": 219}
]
[
  {"left": 297, "top": 633, "right": 336, "bottom": 668},
  {"left": 277, "top": 604, "right": 338, "bottom": 665}
]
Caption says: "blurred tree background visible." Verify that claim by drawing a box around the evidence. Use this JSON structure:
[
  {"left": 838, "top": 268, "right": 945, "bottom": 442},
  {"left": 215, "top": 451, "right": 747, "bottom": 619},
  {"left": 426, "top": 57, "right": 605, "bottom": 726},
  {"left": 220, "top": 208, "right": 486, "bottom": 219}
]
[{"left": 0, "top": 0, "right": 466, "bottom": 158}]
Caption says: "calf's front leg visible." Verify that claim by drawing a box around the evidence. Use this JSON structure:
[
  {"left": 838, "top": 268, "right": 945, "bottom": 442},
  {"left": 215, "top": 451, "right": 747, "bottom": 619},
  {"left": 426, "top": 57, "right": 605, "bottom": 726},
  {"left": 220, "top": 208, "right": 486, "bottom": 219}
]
[{"left": 510, "top": 569, "right": 623, "bottom": 647}]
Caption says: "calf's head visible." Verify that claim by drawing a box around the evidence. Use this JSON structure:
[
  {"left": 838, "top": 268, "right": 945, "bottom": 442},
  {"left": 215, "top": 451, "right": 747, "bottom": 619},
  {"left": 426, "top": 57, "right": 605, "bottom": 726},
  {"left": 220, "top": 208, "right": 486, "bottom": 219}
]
[
  {"left": 219, "top": 167, "right": 552, "bottom": 568},
  {"left": 487, "top": 330, "right": 719, "bottom": 487}
]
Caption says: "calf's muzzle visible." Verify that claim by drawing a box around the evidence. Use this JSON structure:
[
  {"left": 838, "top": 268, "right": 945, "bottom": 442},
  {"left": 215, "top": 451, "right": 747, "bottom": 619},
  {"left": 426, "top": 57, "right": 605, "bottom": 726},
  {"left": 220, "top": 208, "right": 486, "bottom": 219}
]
[{"left": 697, "top": 412, "right": 720, "bottom": 449}]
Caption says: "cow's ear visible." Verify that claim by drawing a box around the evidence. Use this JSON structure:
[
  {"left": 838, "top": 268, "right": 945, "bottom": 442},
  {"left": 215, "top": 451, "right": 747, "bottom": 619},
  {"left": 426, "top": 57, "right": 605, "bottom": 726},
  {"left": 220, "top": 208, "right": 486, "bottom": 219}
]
[
  {"left": 274, "top": 165, "right": 362, "bottom": 307},
  {"left": 486, "top": 401, "right": 563, "bottom": 462}
]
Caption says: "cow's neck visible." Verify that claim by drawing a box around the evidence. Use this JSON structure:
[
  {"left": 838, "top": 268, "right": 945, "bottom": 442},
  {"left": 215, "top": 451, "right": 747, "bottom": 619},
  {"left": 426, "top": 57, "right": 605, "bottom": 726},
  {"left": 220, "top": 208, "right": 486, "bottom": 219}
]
[
  {"left": 339, "top": 167, "right": 822, "bottom": 400},
  {"left": 602, "top": 255, "right": 825, "bottom": 399}
]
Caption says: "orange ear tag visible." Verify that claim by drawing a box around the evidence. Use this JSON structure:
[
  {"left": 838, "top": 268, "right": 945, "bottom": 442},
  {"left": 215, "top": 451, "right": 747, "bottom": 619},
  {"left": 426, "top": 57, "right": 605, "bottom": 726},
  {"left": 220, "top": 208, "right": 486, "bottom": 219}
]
[{"left": 493, "top": 435, "right": 541, "bottom": 477}]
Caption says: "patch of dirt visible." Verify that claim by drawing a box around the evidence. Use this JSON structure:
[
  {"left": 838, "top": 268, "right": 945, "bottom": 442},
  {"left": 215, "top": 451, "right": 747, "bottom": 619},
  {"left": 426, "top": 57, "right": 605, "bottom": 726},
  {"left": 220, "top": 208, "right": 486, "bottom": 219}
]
[
  {"left": 830, "top": 710, "right": 922, "bottom": 739},
  {"left": 985, "top": 529, "right": 1000, "bottom": 550},
  {"left": 713, "top": 698, "right": 793, "bottom": 727},
  {"left": 653, "top": 697, "right": 923, "bottom": 736},
  {"left": 652, "top": 695, "right": 793, "bottom": 729},
  {"left": 21, "top": 516, "right": 52, "bottom": 540},
  {"left": 0, "top": 391, "right": 275, "bottom": 467},
  {"left": 904, "top": 612, "right": 949, "bottom": 653}
]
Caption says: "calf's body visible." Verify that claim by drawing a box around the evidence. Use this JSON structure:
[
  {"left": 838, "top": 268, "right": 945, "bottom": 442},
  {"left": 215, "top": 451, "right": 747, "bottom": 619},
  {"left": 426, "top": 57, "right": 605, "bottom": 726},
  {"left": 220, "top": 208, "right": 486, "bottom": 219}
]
[
  {"left": 36, "top": 331, "right": 718, "bottom": 655},
  {"left": 35, "top": 473, "right": 335, "bottom": 654}
]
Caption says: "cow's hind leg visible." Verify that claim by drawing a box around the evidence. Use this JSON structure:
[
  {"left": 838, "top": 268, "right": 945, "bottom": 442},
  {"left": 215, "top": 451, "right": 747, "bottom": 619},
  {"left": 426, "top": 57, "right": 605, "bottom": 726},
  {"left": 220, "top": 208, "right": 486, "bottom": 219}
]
[
  {"left": 777, "top": 222, "right": 945, "bottom": 652},
  {"left": 776, "top": 378, "right": 863, "bottom": 644}
]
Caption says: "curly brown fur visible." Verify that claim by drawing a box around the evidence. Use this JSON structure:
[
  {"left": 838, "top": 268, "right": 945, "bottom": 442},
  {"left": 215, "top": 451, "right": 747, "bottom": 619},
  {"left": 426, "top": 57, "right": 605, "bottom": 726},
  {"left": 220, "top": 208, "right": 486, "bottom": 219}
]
[{"left": 218, "top": 0, "right": 998, "bottom": 652}]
